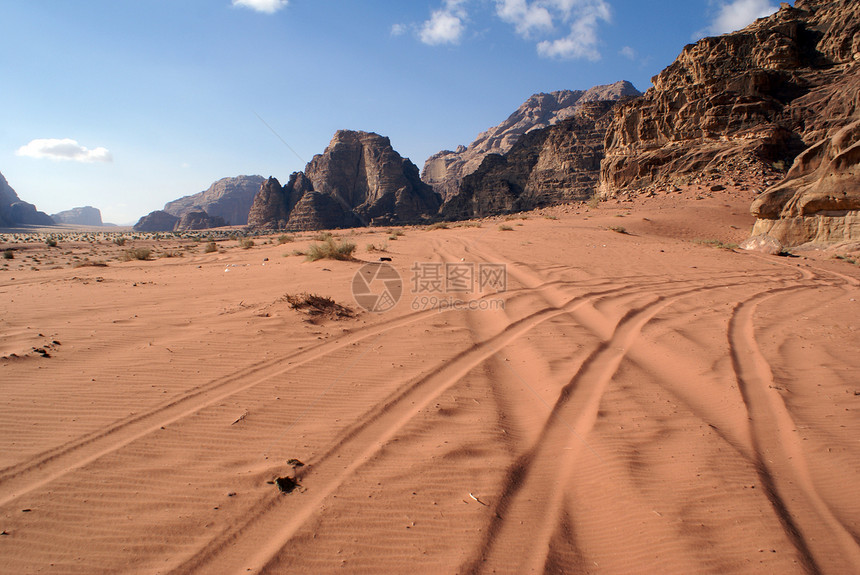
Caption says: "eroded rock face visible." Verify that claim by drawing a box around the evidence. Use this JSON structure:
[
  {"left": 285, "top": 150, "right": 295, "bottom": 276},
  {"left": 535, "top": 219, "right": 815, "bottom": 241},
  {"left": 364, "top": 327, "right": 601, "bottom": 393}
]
[
  {"left": 440, "top": 101, "right": 618, "bottom": 220},
  {"left": 175, "top": 210, "right": 227, "bottom": 231},
  {"left": 751, "top": 119, "right": 860, "bottom": 243},
  {"left": 424, "top": 81, "right": 640, "bottom": 201},
  {"left": 600, "top": 0, "right": 860, "bottom": 197},
  {"left": 51, "top": 206, "right": 103, "bottom": 227},
  {"left": 164, "top": 175, "right": 264, "bottom": 226},
  {"left": 247, "top": 131, "right": 440, "bottom": 231},
  {"left": 0, "top": 171, "right": 54, "bottom": 228},
  {"left": 133, "top": 210, "right": 180, "bottom": 232}
]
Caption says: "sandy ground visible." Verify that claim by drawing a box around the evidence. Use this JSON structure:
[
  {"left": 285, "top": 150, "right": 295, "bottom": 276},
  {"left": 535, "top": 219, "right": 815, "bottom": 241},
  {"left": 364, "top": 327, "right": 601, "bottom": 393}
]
[{"left": 1, "top": 188, "right": 859, "bottom": 574}]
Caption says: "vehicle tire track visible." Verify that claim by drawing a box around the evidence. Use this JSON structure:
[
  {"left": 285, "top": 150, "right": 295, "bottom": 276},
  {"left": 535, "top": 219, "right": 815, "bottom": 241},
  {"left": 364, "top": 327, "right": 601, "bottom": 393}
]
[{"left": 729, "top": 288, "right": 860, "bottom": 574}]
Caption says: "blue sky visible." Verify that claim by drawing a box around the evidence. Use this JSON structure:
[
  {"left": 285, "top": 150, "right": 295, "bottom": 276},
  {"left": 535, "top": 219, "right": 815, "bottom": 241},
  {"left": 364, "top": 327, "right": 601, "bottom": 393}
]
[{"left": 0, "top": 0, "right": 780, "bottom": 224}]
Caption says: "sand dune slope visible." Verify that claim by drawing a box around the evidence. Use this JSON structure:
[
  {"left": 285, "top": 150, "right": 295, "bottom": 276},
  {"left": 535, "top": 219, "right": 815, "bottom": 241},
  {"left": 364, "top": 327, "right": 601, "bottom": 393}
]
[{"left": 1, "top": 194, "right": 858, "bottom": 574}]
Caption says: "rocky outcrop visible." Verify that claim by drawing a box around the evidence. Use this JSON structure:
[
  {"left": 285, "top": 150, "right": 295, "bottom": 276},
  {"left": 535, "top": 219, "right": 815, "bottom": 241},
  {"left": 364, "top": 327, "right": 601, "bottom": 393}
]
[
  {"left": 599, "top": 0, "right": 859, "bottom": 245},
  {"left": 51, "top": 206, "right": 103, "bottom": 226},
  {"left": 133, "top": 210, "right": 180, "bottom": 232},
  {"left": 424, "top": 81, "right": 640, "bottom": 201},
  {"left": 247, "top": 131, "right": 440, "bottom": 231},
  {"left": 164, "top": 175, "right": 264, "bottom": 225},
  {"left": 751, "top": 119, "right": 860, "bottom": 243},
  {"left": 440, "top": 101, "right": 618, "bottom": 220},
  {"left": 175, "top": 210, "right": 227, "bottom": 231},
  {"left": 0, "top": 171, "right": 54, "bottom": 228}
]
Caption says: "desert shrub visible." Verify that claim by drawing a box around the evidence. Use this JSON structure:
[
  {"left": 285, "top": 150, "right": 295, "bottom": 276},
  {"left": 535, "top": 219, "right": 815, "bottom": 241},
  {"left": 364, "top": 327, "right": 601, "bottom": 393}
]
[
  {"left": 45, "top": 238, "right": 58, "bottom": 248},
  {"left": 586, "top": 193, "right": 601, "bottom": 208},
  {"left": 427, "top": 222, "right": 449, "bottom": 230},
  {"left": 608, "top": 226, "right": 627, "bottom": 234},
  {"left": 204, "top": 241, "right": 217, "bottom": 253},
  {"left": 3, "top": 249, "right": 13, "bottom": 260},
  {"left": 283, "top": 292, "right": 354, "bottom": 319},
  {"left": 498, "top": 224, "right": 514, "bottom": 231},
  {"left": 306, "top": 237, "right": 356, "bottom": 261},
  {"left": 366, "top": 242, "right": 388, "bottom": 252},
  {"left": 311, "top": 231, "right": 334, "bottom": 242},
  {"left": 123, "top": 247, "right": 152, "bottom": 261},
  {"left": 114, "top": 237, "right": 127, "bottom": 246},
  {"left": 387, "top": 230, "right": 404, "bottom": 240},
  {"left": 277, "top": 234, "right": 294, "bottom": 244},
  {"left": 693, "top": 238, "right": 738, "bottom": 250},
  {"left": 238, "top": 237, "right": 255, "bottom": 249}
]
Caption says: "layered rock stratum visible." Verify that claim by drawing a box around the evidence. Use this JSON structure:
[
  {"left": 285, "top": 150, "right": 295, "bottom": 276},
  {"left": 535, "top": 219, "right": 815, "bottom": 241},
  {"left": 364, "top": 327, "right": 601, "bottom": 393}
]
[
  {"left": 164, "top": 175, "right": 264, "bottom": 226},
  {"left": 51, "top": 206, "right": 103, "bottom": 227},
  {"left": 423, "top": 81, "right": 640, "bottom": 201},
  {"left": 440, "top": 101, "right": 618, "bottom": 219},
  {"left": 0, "top": 171, "right": 54, "bottom": 228},
  {"left": 248, "top": 130, "right": 440, "bottom": 230},
  {"left": 599, "top": 0, "right": 859, "bottom": 244}
]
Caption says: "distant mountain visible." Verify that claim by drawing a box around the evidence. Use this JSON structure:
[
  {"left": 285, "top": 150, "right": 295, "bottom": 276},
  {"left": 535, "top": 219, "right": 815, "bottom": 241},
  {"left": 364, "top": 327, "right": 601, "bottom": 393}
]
[
  {"left": 440, "top": 100, "right": 618, "bottom": 220},
  {"left": 164, "top": 175, "right": 264, "bottom": 226},
  {"left": 422, "top": 81, "right": 641, "bottom": 201},
  {"left": 51, "top": 206, "right": 103, "bottom": 226},
  {"left": 248, "top": 130, "right": 441, "bottom": 230},
  {"left": 0, "top": 171, "right": 54, "bottom": 228}
]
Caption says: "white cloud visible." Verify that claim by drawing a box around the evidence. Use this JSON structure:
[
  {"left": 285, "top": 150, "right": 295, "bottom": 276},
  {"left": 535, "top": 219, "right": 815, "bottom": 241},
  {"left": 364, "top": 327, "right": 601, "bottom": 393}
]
[
  {"left": 16, "top": 138, "right": 112, "bottom": 163},
  {"left": 708, "top": 0, "right": 778, "bottom": 35},
  {"left": 390, "top": 23, "right": 408, "bottom": 37},
  {"left": 420, "top": 1, "right": 468, "bottom": 45},
  {"left": 232, "top": 0, "right": 288, "bottom": 14},
  {"left": 536, "top": 0, "right": 611, "bottom": 60},
  {"left": 417, "top": 0, "right": 610, "bottom": 59},
  {"left": 619, "top": 45, "right": 635, "bottom": 59},
  {"left": 495, "top": 0, "right": 553, "bottom": 37}
]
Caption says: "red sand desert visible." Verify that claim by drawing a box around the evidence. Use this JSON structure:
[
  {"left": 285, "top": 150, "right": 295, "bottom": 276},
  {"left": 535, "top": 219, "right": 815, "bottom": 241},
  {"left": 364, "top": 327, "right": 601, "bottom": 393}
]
[{"left": 1, "top": 188, "right": 859, "bottom": 574}]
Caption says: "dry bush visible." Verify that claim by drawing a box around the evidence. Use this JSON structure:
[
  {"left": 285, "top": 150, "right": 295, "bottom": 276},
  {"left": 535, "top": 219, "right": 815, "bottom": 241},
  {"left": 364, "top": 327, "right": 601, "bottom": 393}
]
[
  {"left": 305, "top": 237, "right": 356, "bottom": 261},
  {"left": 283, "top": 293, "right": 354, "bottom": 319}
]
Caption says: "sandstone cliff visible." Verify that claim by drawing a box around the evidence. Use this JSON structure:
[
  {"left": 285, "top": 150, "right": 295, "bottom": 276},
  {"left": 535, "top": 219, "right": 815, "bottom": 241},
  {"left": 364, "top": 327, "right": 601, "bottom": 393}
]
[
  {"left": 133, "top": 210, "right": 180, "bottom": 232},
  {"left": 440, "top": 101, "right": 617, "bottom": 219},
  {"left": 0, "top": 171, "right": 54, "bottom": 228},
  {"left": 424, "top": 81, "right": 640, "bottom": 201},
  {"left": 599, "top": 0, "right": 859, "bottom": 243},
  {"left": 175, "top": 210, "right": 227, "bottom": 231},
  {"left": 164, "top": 175, "right": 264, "bottom": 226},
  {"left": 247, "top": 131, "right": 440, "bottom": 231},
  {"left": 51, "top": 206, "right": 103, "bottom": 227}
]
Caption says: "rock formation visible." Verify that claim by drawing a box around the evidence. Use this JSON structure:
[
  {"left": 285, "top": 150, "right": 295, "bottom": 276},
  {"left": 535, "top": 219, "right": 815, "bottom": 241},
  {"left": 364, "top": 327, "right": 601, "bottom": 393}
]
[
  {"left": 247, "top": 131, "right": 440, "bottom": 231},
  {"left": 0, "top": 171, "right": 54, "bottom": 228},
  {"left": 175, "top": 210, "right": 227, "bottom": 231},
  {"left": 423, "top": 81, "right": 640, "bottom": 201},
  {"left": 133, "top": 210, "right": 180, "bottom": 232},
  {"left": 164, "top": 175, "right": 264, "bottom": 226},
  {"left": 751, "top": 119, "right": 860, "bottom": 243},
  {"left": 599, "top": 0, "right": 859, "bottom": 243},
  {"left": 51, "top": 206, "right": 103, "bottom": 226},
  {"left": 440, "top": 101, "right": 618, "bottom": 219}
]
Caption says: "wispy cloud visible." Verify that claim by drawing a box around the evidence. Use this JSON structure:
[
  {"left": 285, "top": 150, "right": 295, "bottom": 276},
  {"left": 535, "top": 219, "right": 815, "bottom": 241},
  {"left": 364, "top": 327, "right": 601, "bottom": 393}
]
[
  {"left": 232, "top": 0, "right": 288, "bottom": 14},
  {"left": 16, "top": 138, "right": 113, "bottom": 163},
  {"left": 420, "top": 0, "right": 468, "bottom": 45},
  {"left": 390, "top": 23, "right": 408, "bottom": 37},
  {"left": 536, "top": 1, "right": 611, "bottom": 60},
  {"left": 700, "top": 0, "right": 778, "bottom": 37},
  {"left": 619, "top": 45, "right": 635, "bottom": 59},
  {"left": 495, "top": 0, "right": 553, "bottom": 38},
  {"left": 417, "top": 0, "right": 611, "bottom": 60}
]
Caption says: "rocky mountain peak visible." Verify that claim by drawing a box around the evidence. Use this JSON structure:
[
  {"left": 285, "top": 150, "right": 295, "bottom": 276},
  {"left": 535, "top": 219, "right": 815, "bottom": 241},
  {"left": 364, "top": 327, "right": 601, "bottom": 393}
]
[
  {"left": 247, "top": 130, "right": 440, "bottom": 230},
  {"left": 422, "top": 80, "right": 640, "bottom": 201}
]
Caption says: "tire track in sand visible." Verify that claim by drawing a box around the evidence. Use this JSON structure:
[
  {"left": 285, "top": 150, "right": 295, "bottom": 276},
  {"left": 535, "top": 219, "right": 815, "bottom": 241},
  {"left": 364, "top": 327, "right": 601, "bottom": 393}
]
[{"left": 729, "top": 288, "right": 860, "bottom": 574}]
